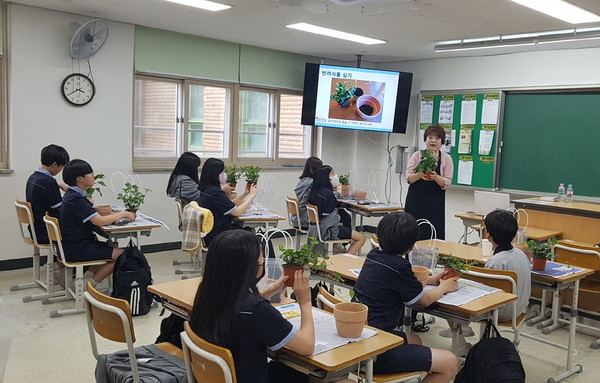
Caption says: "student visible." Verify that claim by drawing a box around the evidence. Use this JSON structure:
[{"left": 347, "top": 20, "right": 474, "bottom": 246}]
[
  {"left": 166, "top": 152, "right": 201, "bottom": 206},
  {"left": 190, "top": 230, "right": 353, "bottom": 383},
  {"left": 59, "top": 159, "right": 136, "bottom": 285},
  {"left": 353, "top": 212, "right": 459, "bottom": 383},
  {"left": 26, "top": 144, "right": 70, "bottom": 244},
  {"left": 307, "top": 165, "right": 366, "bottom": 255},
  {"left": 198, "top": 158, "right": 257, "bottom": 246},
  {"left": 292, "top": 156, "right": 322, "bottom": 229}
]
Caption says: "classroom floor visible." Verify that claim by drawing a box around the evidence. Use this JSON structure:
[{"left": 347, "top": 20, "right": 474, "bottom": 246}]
[{"left": 1, "top": 244, "right": 599, "bottom": 382}]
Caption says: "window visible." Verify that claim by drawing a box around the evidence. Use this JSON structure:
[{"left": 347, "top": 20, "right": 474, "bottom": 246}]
[{"left": 133, "top": 74, "right": 315, "bottom": 168}]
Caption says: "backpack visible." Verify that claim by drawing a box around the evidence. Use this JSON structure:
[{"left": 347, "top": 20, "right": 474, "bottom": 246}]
[
  {"left": 112, "top": 239, "right": 154, "bottom": 316},
  {"left": 455, "top": 320, "right": 525, "bottom": 383}
]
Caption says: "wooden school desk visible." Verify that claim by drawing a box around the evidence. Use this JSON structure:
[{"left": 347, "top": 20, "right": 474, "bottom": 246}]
[
  {"left": 338, "top": 200, "right": 403, "bottom": 232},
  {"left": 415, "top": 239, "right": 487, "bottom": 264},
  {"left": 148, "top": 277, "right": 403, "bottom": 383},
  {"left": 236, "top": 208, "right": 285, "bottom": 232}
]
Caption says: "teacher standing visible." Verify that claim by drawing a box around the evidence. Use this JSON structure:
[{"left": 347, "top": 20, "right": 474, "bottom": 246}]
[{"left": 405, "top": 125, "right": 453, "bottom": 240}]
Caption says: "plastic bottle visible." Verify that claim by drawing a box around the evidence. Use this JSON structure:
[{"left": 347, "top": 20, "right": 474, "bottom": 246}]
[
  {"left": 566, "top": 184, "right": 574, "bottom": 203},
  {"left": 557, "top": 183, "right": 566, "bottom": 202}
]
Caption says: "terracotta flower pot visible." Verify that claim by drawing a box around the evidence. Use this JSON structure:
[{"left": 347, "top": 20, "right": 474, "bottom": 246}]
[
  {"left": 412, "top": 265, "right": 429, "bottom": 286},
  {"left": 341, "top": 185, "right": 350, "bottom": 197},
  {"left": 442, "top": 267, "right": 460, "bottom": 280},
  {"left": 333, "top": 302, "right": 368, "bottom": 338},
  {"left": 532, "top": 257, "right": 547, "bottom": 271},
  {"left": 353, "top": 191, "right": 367, "bottom": 201},
  {"left": 94, "top": 205, "right": 112, "bottom": 216},
  {"left": 229, "top": 182, "right": 237, "bottom": 189},
  {"left": 282, "top": 265, "right": 303, "bottom": 287}
]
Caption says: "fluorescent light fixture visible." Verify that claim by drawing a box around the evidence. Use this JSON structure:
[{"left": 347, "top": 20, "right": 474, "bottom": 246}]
[
  {"left": 511, "top": 0, "right": 600, "bottom": 24},
  {"left": 286, "top": 23, "right": 386, "bottom": 45},
  {"left": 435, "top": 26, "right": 600, "bottom": 52},
  {"left": 164, "top": 0, "right": 231, "bottom": 12}
]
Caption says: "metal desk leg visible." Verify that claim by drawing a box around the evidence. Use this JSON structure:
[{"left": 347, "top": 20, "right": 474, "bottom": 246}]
[
  {"left": 462, "top": 224, "right": 469, "bottom": 244},
  {"left": 528, "top": 289, "right": 550, "bottom": 326},
  {"left": 364, "top": 358, "right": 374, "bottom": 383},
  {"left": 540, "top": 288, "right": 562, "bottom": 333},
  {"left": 350, "top": 211, "right": 357, "bottom": 232}
]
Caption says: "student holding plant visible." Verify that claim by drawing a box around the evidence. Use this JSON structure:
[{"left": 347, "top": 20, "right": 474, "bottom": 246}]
[{"left": 405, "top": 124, "right": 453, "bottom": 240}]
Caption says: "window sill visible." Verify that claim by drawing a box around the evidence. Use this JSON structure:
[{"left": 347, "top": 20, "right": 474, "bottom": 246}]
[{"left": 133, "top": 165, "right": 305, "bottom": 174}]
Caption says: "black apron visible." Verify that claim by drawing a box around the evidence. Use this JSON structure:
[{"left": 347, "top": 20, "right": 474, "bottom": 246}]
[{"left": 405, "top": 152, "right": 446, "bottom": 240}]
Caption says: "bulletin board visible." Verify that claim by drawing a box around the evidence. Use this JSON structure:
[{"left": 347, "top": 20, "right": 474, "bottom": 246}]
[{"left": 417, "top": 91, "right": 504, "bottom": 189}]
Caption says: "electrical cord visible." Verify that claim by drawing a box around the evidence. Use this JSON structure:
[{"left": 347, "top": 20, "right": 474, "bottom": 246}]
[{"left": 364, "top": 131, "right": 406, "bottom": 204}]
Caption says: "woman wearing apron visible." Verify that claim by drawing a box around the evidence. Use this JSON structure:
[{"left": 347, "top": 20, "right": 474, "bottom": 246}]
[{"left": 405, "top": 125, "right": 454, "bottom": 240}]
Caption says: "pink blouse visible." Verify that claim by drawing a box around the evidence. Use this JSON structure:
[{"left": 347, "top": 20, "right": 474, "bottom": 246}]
[{"left": 405, "top": 150, "right": 453, "bottom": 190}]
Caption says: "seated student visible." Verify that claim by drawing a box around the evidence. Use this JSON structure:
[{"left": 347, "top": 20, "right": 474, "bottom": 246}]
[
  {"left": 198, "top": 158, "right": 257, "bottom": 246},
  {"left": 353, "top": 212, "right": 459, "bottom": 383},
  {"left": 307, "top": 165, "right": 365, "bottom": 255},
  {"left": 292, "top": 156, "right": 322, "bottom": 229},
  {"left": 26, "top": 144, "right": 70, "bottom": 244},
  {"left": 59, "top": 159, "right": 136, "bottom": 286},
  {"left": 166, "top": 152, "right": 202, "bottom": 206},
  {"left": 190, "top": 230, "right": 353, "bottom": 383}
]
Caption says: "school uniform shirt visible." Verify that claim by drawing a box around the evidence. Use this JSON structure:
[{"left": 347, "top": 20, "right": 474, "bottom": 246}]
[
  {"left": 166, "top": 174, "right": 200, "bottom": 206},
  {"left": 353, "top": 248, "right": 425, "bottom": 332},
  {"left": 198, "top": 185, "right": 236, "bottom": 245},
  {"left": 485, "top": 245, "right": 532, "bottom": 322},
  {"left": 308, "top": 187, "right": 336, "bottom": 218},
  {"left": 234, "top": 294, "right": 297, "bottom": 383},
  {"left": 25, "top": 168, "right": 62, "bottom": 244},
  {"left": 292, "top": 177, "right": 313, "bottom": 228}
]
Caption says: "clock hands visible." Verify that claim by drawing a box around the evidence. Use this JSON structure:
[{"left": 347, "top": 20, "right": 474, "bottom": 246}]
[{"left": 67, "top": 88, "right": 85, "bottom": 96}]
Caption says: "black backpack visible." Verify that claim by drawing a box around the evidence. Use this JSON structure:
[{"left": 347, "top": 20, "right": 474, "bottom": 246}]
[
  {"left": 112, "top": 239, "right": 154, "bottom": 316},
  {"left": 455, "top": 320, "right": 525, "bottom": 383}
]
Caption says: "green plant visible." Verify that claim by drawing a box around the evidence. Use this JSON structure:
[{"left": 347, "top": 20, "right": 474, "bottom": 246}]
[
  {"left": 339, "top": 174, "right": 350, "bottom": 187},
  {"left": 527, "top": 237, "right": 559, "bottom": 260},
  {"left": 279, "top": 237, "right": 329, "bottom": 272},
  {"left": 438, "top": 255, "right": 474, "bottom": 272},
  {"left": 224, "top": 165, "right": 243, "bottom": 184},
  {"left": 330, "top": 81, "right": 357, "bottom": 107},
  {"left": 242, "top": 165, "right": 261, "bottom": 184},
  {"left": 85, "top": 173, "right": 106, "bottom": 199},
  {"left": 414, "top": 150, "right": 438, "bottom": 174},
  {"left": 117, "top": 182, "right": 151, "bottom": 211}
]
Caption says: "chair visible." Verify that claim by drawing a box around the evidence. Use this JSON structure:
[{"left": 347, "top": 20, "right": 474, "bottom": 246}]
[
  {"left": 176, "top": 203, "right": 209, "bottom": 277},
  {"left": 316, "top": 287, "right": 424, "bottom": 383},
  {"left": 42, "top": 214, "right": 112, "bottom": 318},
  {"left": 370, "top": 233, "right": 379, "bottom": 249},
  {"left": 11, "top": 199, "right": 63, "bottom": 302},
  {"left": 306, "top": 203, "right": 354, "bottom": 255},
  {"left": 285, "top": 196, "right": 308, "bottom": 250},
  {"left": 173, "top": 198, "right": 199, "bottom": 274},
  {"left": 462, "top": 266, "right": 526, "bottom": 347},
  {"left": 181, "top": 321, "right": 237, "bottom": 383},
  {"left": 84, "top": 283, "right": 183, "bottom": 383}
]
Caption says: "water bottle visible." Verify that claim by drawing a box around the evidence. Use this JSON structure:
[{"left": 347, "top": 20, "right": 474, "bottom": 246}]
[
  {"left": 566, "top": 184, "right": 574, "bottom": 203},
  {"left": 557, "top": 183, "right": 566, "bottom": 202}
]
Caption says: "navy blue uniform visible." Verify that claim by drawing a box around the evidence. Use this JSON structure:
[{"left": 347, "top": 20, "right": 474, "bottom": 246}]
[
  {"left": 308, "top": 187, "right": 351, "bottom": 239},
  {"left": 198, "top": 186, "right": 236, "bottom": 246},
  {"left": 25, "top": 169, "right": 62, "bottom": 244},
  {"left": 59, "top": 187, "right": 112, "bottom": 262},
  {"left": 354, "top": 248, "right": 432, "bottom": 374}
]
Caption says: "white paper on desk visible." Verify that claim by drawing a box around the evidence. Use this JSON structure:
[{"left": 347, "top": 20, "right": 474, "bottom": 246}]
[
  {"left": 457, "top": 160, "right": 473, "bottom": 185},
  {"left": 460, "top": 99, "right": 476, "bottom": 125},
  {"left": 350, "top": 268, "right": 361, "bottom": 277},
  {"left": 478, "top": 130, "right": 494, "bottom": 156},
  {"left": 436, "top": 279, "right": 500, "bottom": 306},
  {"left": 103, "top": 215, "right": 164, "bottom": 230},
  {"left": 481, "top": 99, "right": 499, "bottom": 124},
  {"left": 420, "top": 100, "right": 433, "bottom": 124},
  {"left": 275, "top": 304, "right": 377, "bottom": 355},
  {"left": 138, "top": 213, "right": 170, "bottom": 230},
  {"left": 239, "top": 211, "right": 281, "bottom": 219}
]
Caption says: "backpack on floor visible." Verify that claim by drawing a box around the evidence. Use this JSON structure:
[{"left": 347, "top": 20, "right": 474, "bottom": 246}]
[
  {"left": 112, "top": 239, "right": 154, "bottom": 316},
  {"left": 455, "top": 320, "right": 525, "bottom": 383}
]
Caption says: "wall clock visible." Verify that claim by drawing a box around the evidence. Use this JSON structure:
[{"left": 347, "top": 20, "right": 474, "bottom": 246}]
[{"left": 61, "top": 73, "right": 96, "bottom": 106}]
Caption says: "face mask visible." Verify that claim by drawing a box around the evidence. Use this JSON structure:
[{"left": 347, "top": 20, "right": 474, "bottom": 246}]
[
  {"left": 219, "top": 172, "right": 227, "bottom": 185},
  {"left": 330, "top": 174, "right": 339, "bottom": 188}
]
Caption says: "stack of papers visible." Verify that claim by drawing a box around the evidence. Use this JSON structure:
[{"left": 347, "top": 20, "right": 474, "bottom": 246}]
[
  {"left": 275, "top": 303, "right": 377, "bottom": 355},
  {"left": 531, "top": 262, "right": 582, "bottom": 277},
  {"left": 429, "top": 279, "right": 500, "bottom": 306},
  {"left": 239, "top": 210, "right": 281, "bottom": 219}
]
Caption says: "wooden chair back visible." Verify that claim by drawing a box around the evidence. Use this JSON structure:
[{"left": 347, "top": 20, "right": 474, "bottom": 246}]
[
  {"left": 285, "top": 196, "right": 300, "bottom": 216},
  {"left": 463, "top": 266, "right": 517, "bottom": 294},
  {"left": 15, "top": 199, "right": 42, "bottom": 247},
  {"left": 181, "top": 321, "right": 237, "bottom": 383},
  {"left": 43, "top": 213, "right": 63, "bottom": 242},
  {"left": 370, "top": 233, "right": 379, "bottom": 249},
  {"left": 554, "top": 243, "right": 600, "bottom": 271},
  {"left": 306, "top": 203, "right": 325, "bottom": 242},
  {"left": 316, "top": 286, "right": 342, "bottom": 313},
  {"left": 175, "top": 198, "right": 183, "bottom": 229},
  {"left": 85, "top": 282, "right": 136, "bottom": 343}
]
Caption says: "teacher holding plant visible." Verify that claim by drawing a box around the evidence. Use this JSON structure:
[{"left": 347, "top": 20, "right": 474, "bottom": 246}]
[{"left": 405, "top": 125, "right": 453, "bottom": 240}]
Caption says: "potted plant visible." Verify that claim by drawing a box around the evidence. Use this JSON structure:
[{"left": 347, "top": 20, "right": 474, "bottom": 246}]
[
  {"left": 527, "top": 237, "right": 559, "bottom": 271},
  {"left": 438, "top": 255, "right": 474, "bottom": 279},
  {"left": 117, "top": 182, "right": 151, "bottom": 212},
  {"left": 412, "top": 265, "right": 430, "bottom": 286},
  {"left": 330, "top": 81, "right": 357, "bottom": 107},
  {"left": 339, "top": 173, "right": 350, "bottom": 196},
  {"left": 279, "top": 237, "right": 328, "bottom": 287},
  {"left": 242, "top": 165, "right": 261, "bottom": 185},
  {"left": 84, "top": 174, "right": 111, "bottom": 215},
  {"left": 333, "top": 301, "right": 368, "bottom": 338},
  {"left": 224, "top": 165, "right": 243, "bottom": 188},
  {"left": 414, "top": 150, "right": 438, "bottom": 176}
]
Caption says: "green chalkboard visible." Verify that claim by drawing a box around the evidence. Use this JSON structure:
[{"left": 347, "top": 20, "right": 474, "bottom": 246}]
[
  {"left": 500, "top": 91, "right": 600, "bottom": 197},
  {"left": 419, "top": 92, "right": 502, "bottom": 189}
]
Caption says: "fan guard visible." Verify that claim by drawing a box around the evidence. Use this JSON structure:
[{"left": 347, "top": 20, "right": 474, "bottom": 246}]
[{"left": 69, "top": 19, "right": 109, "bottom": 60}]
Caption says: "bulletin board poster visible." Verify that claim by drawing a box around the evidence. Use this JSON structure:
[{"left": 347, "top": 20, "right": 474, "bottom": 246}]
[{"left": 417, "top": 92, "right": 503, "bottom": 189}]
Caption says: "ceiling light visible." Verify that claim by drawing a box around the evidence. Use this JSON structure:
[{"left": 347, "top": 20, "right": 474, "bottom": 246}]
[
  {"left": 164, "top": 0, "right": 231, "bottom": 12},
  {"left": 434, "top": 26, "right": 600, "bottom": 52},
  {"left": 511, "top": 0, "right": 600, "bottom": 24},
  {"left": 286, "top": 23, "right": 386, "bottom": 45}
]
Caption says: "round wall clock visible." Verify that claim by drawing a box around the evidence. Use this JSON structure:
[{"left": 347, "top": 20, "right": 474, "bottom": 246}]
[{"left": 61, "top": 73, "right": 96, "bottom": 106}]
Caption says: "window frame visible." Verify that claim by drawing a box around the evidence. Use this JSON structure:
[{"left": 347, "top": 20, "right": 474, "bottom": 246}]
[{"left": 0, "top": 6, "right": 8, "bottom": 170}]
